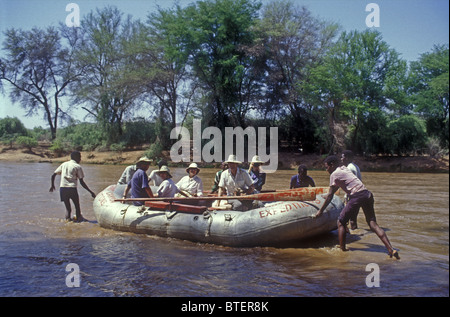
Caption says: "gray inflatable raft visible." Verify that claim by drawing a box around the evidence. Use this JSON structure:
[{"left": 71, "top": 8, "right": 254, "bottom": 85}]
[{"left": 93, "top": 184, "right": 344, "bottom": 247}]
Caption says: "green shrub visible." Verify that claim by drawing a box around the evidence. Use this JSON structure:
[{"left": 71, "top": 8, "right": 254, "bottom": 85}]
[
  {"left": 16, "top": 136, "right": 38, "bottom": 151},
  {"left": 49, "top": 138, "right": 71, "bottom": 157},
  {"left": 145, "top": 142, "right": 164, "bottom": 160},
  {"left": 0, "top": 117, "right": 28, "bottom": 138}
]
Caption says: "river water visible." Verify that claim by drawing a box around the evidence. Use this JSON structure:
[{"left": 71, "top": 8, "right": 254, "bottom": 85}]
[{"left": 0, "top": 161, "right": 448, "bottom": 298}]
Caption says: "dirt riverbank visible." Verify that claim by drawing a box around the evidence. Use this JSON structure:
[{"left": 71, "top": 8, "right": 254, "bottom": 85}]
[{"left": 1, "top": 143, "right": 448, "bottom": 173}]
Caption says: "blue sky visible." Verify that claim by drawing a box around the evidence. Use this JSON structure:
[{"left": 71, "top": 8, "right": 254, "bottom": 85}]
[{"left": 1, "top": 0, "right": 449, "bottom": 128}]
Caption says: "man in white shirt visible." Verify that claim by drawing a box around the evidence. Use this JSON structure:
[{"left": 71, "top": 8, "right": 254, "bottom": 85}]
[
  {"left": 50, "top": 151, "right": 96, "bottom": 222},
  {"left": 218, "top": 155, "right": 255, "bottom": 211},
  {"left": 117, "top": 164, "right": 137, "bottom": 185}
]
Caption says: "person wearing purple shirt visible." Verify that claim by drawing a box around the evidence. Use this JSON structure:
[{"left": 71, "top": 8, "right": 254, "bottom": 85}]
[
  {"left": 315, "top": 155, "right": 399, "bottom": 259},
  {"left": 290, "top": 165, "right": 315, "bottom": 188},
  {"left": 122, "top": 156, "right": 154, "bottom": 206}
]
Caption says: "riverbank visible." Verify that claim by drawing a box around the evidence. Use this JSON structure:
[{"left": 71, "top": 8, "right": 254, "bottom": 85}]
[{"left": 0, "top": 143, "right": 448, "bottom": 173}]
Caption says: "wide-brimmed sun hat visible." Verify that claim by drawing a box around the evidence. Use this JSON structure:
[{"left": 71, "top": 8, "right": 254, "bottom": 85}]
[
  {"left": 186, "top": 163, "right": 200, "bottom": 174},
  {"left": 224, "top": 154, "right": 242, "bottom": 164},
  {"left": 250, "top": 155, "right": 265, "bottom": 164},
  {"left": 136, "top": 156, "right": 153, "bottom": 165},
  {"left": 156, "top": 165, "right": 172, "bottom": 178}
]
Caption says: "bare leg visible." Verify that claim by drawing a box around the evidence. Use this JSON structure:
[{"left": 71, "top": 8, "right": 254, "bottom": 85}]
[
  {"left": 337, "top": 220, "right": 349, "bottom": 251},
  {"left": 368, "top": 220, "right": 400, "bottom": 259},
  {"left": 62, "top": 200, "right": 72, "bottom": 220}
]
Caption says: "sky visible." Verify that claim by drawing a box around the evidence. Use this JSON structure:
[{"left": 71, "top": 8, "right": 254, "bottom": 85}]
[{"left": 0, "top": 0, "right": 449, "bottom": 129}]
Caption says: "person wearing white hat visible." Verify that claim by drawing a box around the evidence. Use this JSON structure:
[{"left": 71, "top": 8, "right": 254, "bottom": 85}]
[
  {"left": 149, "top": 160, "right": 167, "bottom": 187},
  {"left": 176, "top": 163, "right": 204, "bottom": 198},
  {"left": 117, "top": 156, "right": 153, "bottom": 185},
  {"left": 122, "top": 156, "right": 154, "bottom": 206},
  {"left": 156, "top": 166, "right": 179, "bottom": 198},
  {"left": 218, "top": 154, "right": 255, "bottom": 211},
  {"left": 248, "top": 155, "right": 266, "bottom": 193}
]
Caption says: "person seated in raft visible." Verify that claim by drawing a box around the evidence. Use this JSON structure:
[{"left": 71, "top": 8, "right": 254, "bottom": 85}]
[
  {"left": 117, "top": 156, "right": 153, "bottom": 185},
  {"left": 122, "top": 156, "right": 154, "bottom": 206},
  {"left": 217, "top": 154, "right": 256, "bottom": 211},
  {"left": 248, "top": 155, "right": 266, "bottom": 193},
  {"left": 156, "top": 166, "right": 180, "bottom": 198},
  {"left": 290, "top": 164, "right": 316, "bottom": 189},
  {"left": 211, "top": 162, "right": 228, "bottom": 194},
  {"left": 149, "top": 159, "right": 167, "bottom": 187},
  {"left": 176, "top": 163, "right": 204, "bottom": 205},
  {"left": 176, "top": 163, "right": 204, "bottom": 197}
]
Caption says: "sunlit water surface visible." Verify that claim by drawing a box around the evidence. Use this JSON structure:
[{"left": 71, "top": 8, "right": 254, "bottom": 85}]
[{"left": 0, "top": 162, "right": 448, "bottom": 297}]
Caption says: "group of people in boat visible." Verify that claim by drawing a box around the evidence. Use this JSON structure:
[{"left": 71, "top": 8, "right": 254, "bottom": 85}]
[
  {"left": 49, "top": 149, "right": 399, "bottom": 259},
  {"left": 117, "top": 154, "right": 272, "bottom": 211}
]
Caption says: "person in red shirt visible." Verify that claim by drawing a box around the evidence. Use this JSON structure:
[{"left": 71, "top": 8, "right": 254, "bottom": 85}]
[{"left": 315, "top": 155, "right": 399, "bottom": 259}]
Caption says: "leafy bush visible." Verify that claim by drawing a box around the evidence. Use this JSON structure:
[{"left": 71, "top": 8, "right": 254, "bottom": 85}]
[
  {"left": 388, "top": 115, "right": 428, "bottom": 155},
  {"left": 49, "top": 138, "right": 72, "bottom": 157},
  {"left": 0, "top": 117, "right": 28, "bottom": 137},
  {"left": 120, "top": 120, "right": 156, "bottom": 147},
  {"left": 56, "top": 122, "right": 105, "bottom": 151},
  {"left": 16, "top": 136, "right": 38, "bottom": 151},
  {"left": 145, "top": 142, "right": 164, "bottom": 160},
  {"left": 109, "top": 142, "right": 126, "bottom": 152},
  {"left": 29, "top": 126, "right": 52, "bottom": 142}
]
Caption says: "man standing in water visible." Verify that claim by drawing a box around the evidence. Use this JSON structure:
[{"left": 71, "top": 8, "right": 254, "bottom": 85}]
[
  {"left": 50, "top": 151, "right": 96, "bottom": 222},
  {"left": 315, "top": 155, "right": 400, "bottom": 259}
]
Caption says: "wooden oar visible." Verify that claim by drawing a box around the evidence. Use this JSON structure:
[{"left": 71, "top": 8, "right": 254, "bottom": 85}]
[
  {"left": 115, "top": 188, "right": 317, "bottom": 203},
  {"left": 204, "top": 187, "right": 331, "bottom": 197}
]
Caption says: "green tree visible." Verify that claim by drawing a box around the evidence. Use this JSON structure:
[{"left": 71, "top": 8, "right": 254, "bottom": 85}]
[
  {"left": 409, "top": 44, "right": 449, "bottom": 148},
  {"left": 71, "top": 6, "right": 142, "bottom": 144},
  {"left": 387, "top": 115, "right": 428, "bottom": 155},
  {"left": 183, "top": 0, "right": 262, "bottom": 129},
  {"left": 0, "top": 116, "right": 28, "bottom": 147},
  {"left": 311, "top": 30, "right": 409, "bottom": 154},
  {"left": 16, "top": 135, "right": 38, "bottom": 151},
  {"left": 0, "top": 27, "right": 81, "bottom": 139},
  {"left": 128, "top": 5, "right": 196, "bottom": 148},
  {"left": 255, "top": 0, "right": 338, "bottom": 152}
]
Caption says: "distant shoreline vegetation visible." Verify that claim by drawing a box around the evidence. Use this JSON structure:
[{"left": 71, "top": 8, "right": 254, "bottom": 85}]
[{"left": 0, "top": 0, "right": 448, "bottom": 160}]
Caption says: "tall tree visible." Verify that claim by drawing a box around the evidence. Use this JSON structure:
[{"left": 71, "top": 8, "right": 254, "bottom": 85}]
[
  {"left": 183, "top": 0, "right": 262, "bottom": 129},
  {"left": 143, "top": 5, "right": 196, "bottom": 136},
  {"left": 0, "top": 26, "right": 81, "bottom": 139},
  {"left": 311, "top": 29, "right": 408, "bottom": 154},
  {"left": 409, "top": 44, "right": 449, "bottom": 148},
  {"left": 71, "top": 6, "right": 141, "bottom": 144},
  {"left": 256, "top": 0, "right": 338, "bottom": 152}
]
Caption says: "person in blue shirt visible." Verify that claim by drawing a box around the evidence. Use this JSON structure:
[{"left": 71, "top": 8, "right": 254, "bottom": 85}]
[
  {"left": 248, "top": 155, "right": 266, "bottom": 193},
  {"left": 122, "top": 156, "right": 154, "bottom": 206},
  {"left": 290, "top": 165, "right": 315, "bottom": 189}
]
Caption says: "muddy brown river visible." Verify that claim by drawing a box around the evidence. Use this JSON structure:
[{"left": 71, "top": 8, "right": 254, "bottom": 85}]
[{"left": 0, "top": 162, "right": 448, "bottom": 297}]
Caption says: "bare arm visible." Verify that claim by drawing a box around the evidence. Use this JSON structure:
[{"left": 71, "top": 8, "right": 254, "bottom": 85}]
[
  {"left": 315, "top": 185, "right": 339, "bottom": 218},
  {"left": 80, "top": 179, "right": 96, "bottom": 198},
  {"left": 49, "top": 173, "right": 57, "bottom": 192},
  {"left": 122, "top": 184, "right": 131, "bottom": 203}
]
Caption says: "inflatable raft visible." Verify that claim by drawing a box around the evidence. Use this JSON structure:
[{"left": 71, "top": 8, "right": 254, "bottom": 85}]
[{"left": 93, "top": 184, "right": 344, "bottom": 247}]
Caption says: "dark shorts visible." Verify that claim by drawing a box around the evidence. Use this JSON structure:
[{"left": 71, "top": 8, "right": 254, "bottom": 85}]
[
  {"left": 60, "top": 187, "right": 79, "bottom": 203},
  {"left": 338, "top": 190, "right": 376, "bottom": 226}
]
